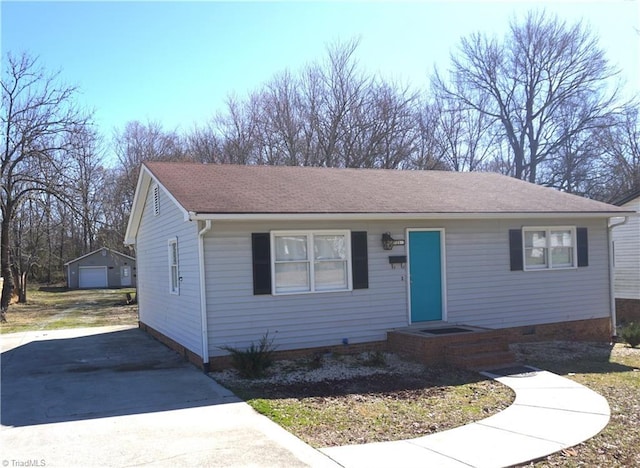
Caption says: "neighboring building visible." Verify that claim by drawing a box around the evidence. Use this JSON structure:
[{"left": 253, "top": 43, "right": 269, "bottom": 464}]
[
  {"left": 124, "top": 162, "right": 634, "bottom": 369},
  {"left": 65, "top": 247, "right": 136, "bottom": 289},
  {"left": 612, "top": 190, "right": 640, "bottom": 324}
]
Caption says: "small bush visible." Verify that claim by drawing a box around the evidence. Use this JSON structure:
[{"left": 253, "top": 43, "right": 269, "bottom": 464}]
[
  {"left": 620, "top": 322, "right": 640, "bottom": 348},
  {"left": 220, "top": 332, "right": 277, "bottom": 378}
]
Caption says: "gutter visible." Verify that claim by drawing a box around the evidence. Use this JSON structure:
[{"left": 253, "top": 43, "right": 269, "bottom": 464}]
[
  {"left": 607, "top": 216, "right": 628, "bottom": 338},
  {"left": 187, "top": 211, "right": 634, "bottom": 222},
  {"left": 198, "top": 220, "right": 212, "bottom": 369}
]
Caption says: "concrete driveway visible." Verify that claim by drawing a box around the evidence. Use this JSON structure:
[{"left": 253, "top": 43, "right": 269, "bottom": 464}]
[{"left": 1, "top": 326, "right": 338, "bottom": 467}]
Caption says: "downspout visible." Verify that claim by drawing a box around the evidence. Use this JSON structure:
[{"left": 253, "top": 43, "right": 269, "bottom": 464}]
[
  {"left": 607, "top": 217, "right": 628, "bottom": 339},
  {"left": 198, "top": 220, "right": 212, "bottom": 370}
]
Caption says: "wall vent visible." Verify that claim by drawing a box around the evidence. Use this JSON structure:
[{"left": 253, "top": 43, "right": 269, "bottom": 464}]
[{"left": 153, "top": 184, "right": 160, "bottom": 216}]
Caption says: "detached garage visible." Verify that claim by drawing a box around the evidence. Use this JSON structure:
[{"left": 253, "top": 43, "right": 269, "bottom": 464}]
[{"left": 65, "top": 248, "right": 136, "bottom": 289}]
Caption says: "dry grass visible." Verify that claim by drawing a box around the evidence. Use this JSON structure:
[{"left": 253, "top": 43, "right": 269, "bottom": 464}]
[
  {"left": 212, "top": 353, "right": 515, "bottom": 448},
  {"left": 0, "top": 286, "right": 138, "bottom": 334},
  {"left": 512, "top": 341, "right": 640, "bottom": 468}
]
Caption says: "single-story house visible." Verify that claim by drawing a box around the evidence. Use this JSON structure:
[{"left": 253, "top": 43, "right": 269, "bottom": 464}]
[
  {"left": 612, "top": 190, "right": 640, "bottom": 323},
  {"left": 65, "top": 247, "right": 136, "bottom": 289},
  {"left": 124, "top": 162, "right": 634, "bottom": 369}
]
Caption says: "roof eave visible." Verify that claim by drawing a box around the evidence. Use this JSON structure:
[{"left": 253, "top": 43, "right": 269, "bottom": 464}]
[
  {"left": 64, "top": 247, "right": 135, "bottom": 266},
  {"left": 187, "top": 210, "right": 636, "bottom": 222}
]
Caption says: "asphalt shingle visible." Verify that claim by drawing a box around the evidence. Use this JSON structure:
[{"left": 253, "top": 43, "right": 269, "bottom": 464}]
[{"left": 144, "top": 162, "right": 628, "bottom": 216}]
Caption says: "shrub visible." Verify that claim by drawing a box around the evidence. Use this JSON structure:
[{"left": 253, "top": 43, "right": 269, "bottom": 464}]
[
  {"left": 620, "top": 322, "right": 640, "bottom": 348},
  {"left": 220, "top": 332, "right": 277, "bottom": 378}
]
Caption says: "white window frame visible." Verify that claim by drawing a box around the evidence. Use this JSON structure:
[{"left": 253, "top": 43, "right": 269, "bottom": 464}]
[
  {"left": 522, "top": 226, "right": 577, "bottom": 271},
  {"left": 270, "top": 230, "right": 352, "bottom": 295},
  {"left": 168, "top": 237, "right": 179, "bottom": 295}
]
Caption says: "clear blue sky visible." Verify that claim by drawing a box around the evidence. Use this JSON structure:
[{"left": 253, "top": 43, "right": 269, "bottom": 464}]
[{"left": 2, "top": 1, "right": 639, "bottom": 141}]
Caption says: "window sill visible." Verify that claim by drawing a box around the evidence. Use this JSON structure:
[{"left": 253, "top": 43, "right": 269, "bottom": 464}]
[
  {"left": 523, "top": 266, "right": 578, "bottom": 272},
  {"left": 273, "top": 288, "right": 352, "bottom": 296}
]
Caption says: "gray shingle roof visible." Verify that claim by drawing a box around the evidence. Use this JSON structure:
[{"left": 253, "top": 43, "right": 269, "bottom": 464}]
[{"left": 144, "top": 162, "right": 628, "bottom": 216}]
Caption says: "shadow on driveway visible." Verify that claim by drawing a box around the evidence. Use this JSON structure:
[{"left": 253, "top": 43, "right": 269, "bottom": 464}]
[{"left": 1, "top": 328, "right": 236, "bottom": 427}]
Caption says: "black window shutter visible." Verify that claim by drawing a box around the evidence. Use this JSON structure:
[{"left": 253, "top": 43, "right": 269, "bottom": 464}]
[
  {"left": 351, "top": 231, "right": 369, "bottom": 289},
  {"left": 509, "top": 229, "right": 523, "bottom": 271},
  {"left": 577, "top": 228, "right": 588, "bottom": 267},
  {"left": 252, "top": 233, "right": 271, "bottom": 295}
]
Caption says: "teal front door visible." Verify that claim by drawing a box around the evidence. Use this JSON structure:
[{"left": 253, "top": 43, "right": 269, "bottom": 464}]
[{"left": 409, "top": 230, "right": 443, "bottom": 322}]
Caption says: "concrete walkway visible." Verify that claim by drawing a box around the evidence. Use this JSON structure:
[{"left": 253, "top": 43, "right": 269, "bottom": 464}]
[{"left": 321, "top": 366, "right": 610, "bottom": 468}]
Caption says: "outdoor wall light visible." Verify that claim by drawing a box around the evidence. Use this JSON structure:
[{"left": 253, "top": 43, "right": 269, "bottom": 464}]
[{"left": 382, "top": 232, "right": 405, "bottom": 250}]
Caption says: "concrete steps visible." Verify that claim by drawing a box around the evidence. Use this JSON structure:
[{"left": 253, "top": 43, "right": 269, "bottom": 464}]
[{"left": 445, "top": 337, "right": 517, "bottom": 370}]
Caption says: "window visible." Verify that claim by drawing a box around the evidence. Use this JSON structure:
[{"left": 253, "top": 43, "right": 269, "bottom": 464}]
[
  {"left": 271, "top": 230, "right": 351, "bottom": 294},
  {"left": 523, "top": 227, "right": 576, "bottom": 270},
  {"left": 153, "top": 184, "right": 160, "bottom": 216},
  {"left": 168, "top": 238, "right": 179, "bottom": 294}
]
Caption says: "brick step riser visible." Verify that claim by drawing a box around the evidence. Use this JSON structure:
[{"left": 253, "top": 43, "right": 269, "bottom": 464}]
[
  {"left": 446, "top": 351, "right": 517, "bottom": 370},
  {"left": 446, "top": 341, "right": 510, "bottom": 355}
]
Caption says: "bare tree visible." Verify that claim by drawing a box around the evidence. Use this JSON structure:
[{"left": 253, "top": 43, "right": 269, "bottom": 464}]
[
  {"left": 1, "top": 53, "right": 90, "bottom": 309},
  {"left": 187, "top": 38, "right": 426, "bottom": 170},
  {"left": 431, "top": 94, "right": 497, "bottom": 172},
  {"left": 215, "top": 94, "right": 260, "bottom": 164},
  {"left": 314, "top": 38, "right": 371, "bottom": 167},
  {"left": 255, "top": 71, "right": 306, "bottom": 166},
  {"left": 597, "top": 104, "right": 640, "bottom": 201},
  {"left": 186, "top": 123, "right": 222, "bottom": 163},
  {"left": 434, "top": 10, "right": 620, "bottom": 183},
  {"left": 112, "top": 120, "right": 185, "bottom": 214},
  {"left": 68, "top": 125, "right": 105, "bottom": 253}
]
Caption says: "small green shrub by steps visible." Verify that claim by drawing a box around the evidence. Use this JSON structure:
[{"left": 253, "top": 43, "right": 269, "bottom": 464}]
[
  {"left": 620, "top": 322, "right": 640, "bottom": 348},
  {"left": 220, "top": 333, "right": 277, "bottom": 378}
]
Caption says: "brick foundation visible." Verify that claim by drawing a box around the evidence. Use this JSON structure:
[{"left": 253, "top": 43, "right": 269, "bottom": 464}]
[
  {"left": 139, "top": 322, "right": 205, "bottom": 370},
  {"left": 388, "top": 317, "right": 612, "bottom": 366},
  {"left": 616, "top": 298, "right": 640, "bottom": 325},
  {"left": 142, "top": 316, "right": 612, "bottom": 372},
  {"left": 498, "top": 317, "right": 612, "bottom": 343},
  {"left": 207, "top": 340, "right": 387, "bottom": 371}
]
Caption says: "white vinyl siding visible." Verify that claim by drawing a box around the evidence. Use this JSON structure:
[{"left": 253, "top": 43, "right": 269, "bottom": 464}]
[
  {"left": 135, "top": 183, "right": 203, "bottom": 356},
  {"left": 204, "top": 218, "right": 610, "bottom": 357},
  {"left": 445, "top": 219, "right": 608, "bottom": 328},
  {"left": 205, "top": 221, "right": 407, "bottom": 356},
  {"left": 613, "top": 197, "right": 640, "bottom": 300}
]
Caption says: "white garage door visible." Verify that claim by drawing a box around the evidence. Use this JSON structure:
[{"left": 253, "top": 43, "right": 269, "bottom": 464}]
[{"left": 79, "top": 266, "right": 108, "bottom": 288}]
